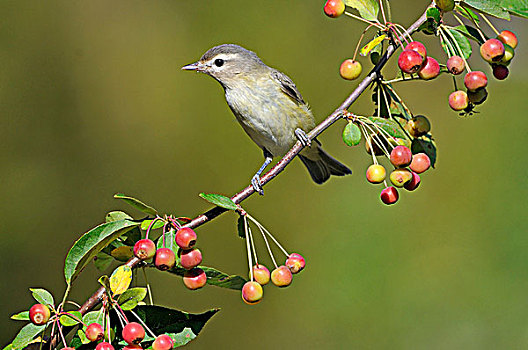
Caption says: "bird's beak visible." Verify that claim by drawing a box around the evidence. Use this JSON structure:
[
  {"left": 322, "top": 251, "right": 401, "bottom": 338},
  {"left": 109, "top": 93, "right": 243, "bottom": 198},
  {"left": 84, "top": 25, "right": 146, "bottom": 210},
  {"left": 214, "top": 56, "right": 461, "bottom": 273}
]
[{"left": 181, "top": 61, "right": 205, "bottom": 72}]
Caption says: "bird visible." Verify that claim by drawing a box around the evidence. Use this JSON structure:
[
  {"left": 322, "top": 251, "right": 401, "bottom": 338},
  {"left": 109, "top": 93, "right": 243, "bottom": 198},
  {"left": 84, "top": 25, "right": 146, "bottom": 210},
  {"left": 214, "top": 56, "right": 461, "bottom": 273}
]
[{"left": 182, "top": 44, "right": 351, "bottom": 194}]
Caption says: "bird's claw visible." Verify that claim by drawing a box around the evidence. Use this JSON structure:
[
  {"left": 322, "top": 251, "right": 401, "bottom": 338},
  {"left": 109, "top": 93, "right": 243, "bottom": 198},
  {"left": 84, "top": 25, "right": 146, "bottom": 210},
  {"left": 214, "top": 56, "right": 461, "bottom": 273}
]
[
  {"left": 251, "top": 174, "right": 264, "bottom": 195},
  {"left": 295, "top": 128, "right": 311, "bottom": 147}
]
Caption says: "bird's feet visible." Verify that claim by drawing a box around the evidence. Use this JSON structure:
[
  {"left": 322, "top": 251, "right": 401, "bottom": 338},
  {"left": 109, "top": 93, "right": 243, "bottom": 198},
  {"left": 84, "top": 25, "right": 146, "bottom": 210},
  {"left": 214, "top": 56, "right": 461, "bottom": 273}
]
[
  {"left": 295, "top": 128, "right": 311, "bottom": 148},
  {"left": 251, "top": 174, "right": 264, "bottom": 195}
]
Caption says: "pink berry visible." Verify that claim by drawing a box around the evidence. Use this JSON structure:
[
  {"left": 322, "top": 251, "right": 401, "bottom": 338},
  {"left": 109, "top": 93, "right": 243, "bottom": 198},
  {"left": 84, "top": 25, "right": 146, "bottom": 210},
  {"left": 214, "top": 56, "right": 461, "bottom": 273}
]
[
  {"left": 153, "top": 334, "right": 174, "bottom": 350},
  {"left": 380, "top": 186, "right": 399, "bottom": 205},
  {"left": 405, "top": 41, "right": 427, "bottom": 61},
  {"left": 398, "top": 49, "right": 425, "bottom": 74},
  {"left": 122, "top": 322, "right": 145, "bottom": 345},
  {"left": 175, "top": 227, "right": 197, "bottom": 250},
  {"left": 183, "top": 268, "right": 207, "bottom": 290},
  {"left": 271, "top": 266, "right": 293, "bottom": 287},
  {"left": 285, "top": 253, "right": 306, "bottom": 274},
  {"left": 404, "top": 172, "right": 421, "bottom": 191},
  {"left": 29, "top": 304, "right": 50, "bottom": 325},
  {"left": 409, "top": 153, "right": 431, "bottom": 174},
  {"left": 418, "top": 57, "right": 440, "bottom": 80},
  {"left": 85, "top": 322, "right": 104, "bottom": 342},
  {"left": 449, "top": 90, "right": 469, "bottom": 111},
  {"left": 447, "top": 56, "right": 465, "bottom": 75},
  {"left": 96, "top": 342, "right": 115, "bottom": 350},
  {"left": 324, "top": 0, "right": 345, "bottom": 18},
  {"left": 464, "top": 71, "right": 488, "bottom": 91},
  {"left": 339, "top": 59, "right": 362, "bottom": 80},
  {"left": 179, "top": 248, "right": 203, "bottom": 270},
  {"left": 155, "top": 248, "right": 176, "bottom": 271},
  {"left": 389, "top": 169, "right": 413, "bottom": 188},
  {"left": 366, "top": 164, "right": 386, "bottom": 184},
  {"left": 480, "top": 38, "right": 505, "bottom": 63},
  {"left": 390, "top": 145, "right": 412, "bottom": 167},
  {"left": 134, "top": 239, "right": 156, "bottom": 260},
  {"left": 497, "top": 30, "right": 518, "bottom": 49},
  {"left": 241, "top": 281, "right": 264, "bottom": 305},
  {"left": 252, "top": 264, "right": 271, "bottom": 285}
]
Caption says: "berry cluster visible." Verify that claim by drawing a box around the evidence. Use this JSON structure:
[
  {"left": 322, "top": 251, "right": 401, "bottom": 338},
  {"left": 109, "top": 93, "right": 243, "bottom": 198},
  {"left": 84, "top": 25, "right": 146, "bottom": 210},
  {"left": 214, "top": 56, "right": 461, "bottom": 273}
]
[
  {"left": 238, "top": 213, "right": 305, "bottom": 305},
  {"left": 134, "top": 220, "right": 206, "bottom": 291}
]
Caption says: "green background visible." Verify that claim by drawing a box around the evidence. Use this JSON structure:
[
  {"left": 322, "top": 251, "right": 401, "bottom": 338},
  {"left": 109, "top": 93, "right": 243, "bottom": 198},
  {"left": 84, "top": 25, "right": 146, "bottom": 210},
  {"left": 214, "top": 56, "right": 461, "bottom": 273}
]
[{"left": 1, "top": 1, "right": 527, "bottom": 349}]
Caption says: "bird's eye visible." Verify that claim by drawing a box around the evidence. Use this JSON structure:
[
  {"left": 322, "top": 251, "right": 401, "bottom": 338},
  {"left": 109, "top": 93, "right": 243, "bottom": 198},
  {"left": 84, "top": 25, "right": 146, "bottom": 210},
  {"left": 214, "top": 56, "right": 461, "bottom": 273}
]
[{"left": 214, "top": 58, "right": 224, "bottom": 67}]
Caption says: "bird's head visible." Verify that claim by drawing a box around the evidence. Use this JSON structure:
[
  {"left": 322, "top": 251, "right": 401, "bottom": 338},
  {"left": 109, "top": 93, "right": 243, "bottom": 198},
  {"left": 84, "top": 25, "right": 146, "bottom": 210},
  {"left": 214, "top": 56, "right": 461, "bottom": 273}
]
[{"left": 182, "top": 44, "right": 266, "bottom": 88}]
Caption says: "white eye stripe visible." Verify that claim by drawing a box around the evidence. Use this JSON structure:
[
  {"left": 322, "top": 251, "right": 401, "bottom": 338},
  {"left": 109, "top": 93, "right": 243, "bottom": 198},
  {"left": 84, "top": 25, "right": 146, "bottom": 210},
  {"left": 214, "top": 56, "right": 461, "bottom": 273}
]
[{"left": 210, "top": 53, "right": 238, "bottom": 63}]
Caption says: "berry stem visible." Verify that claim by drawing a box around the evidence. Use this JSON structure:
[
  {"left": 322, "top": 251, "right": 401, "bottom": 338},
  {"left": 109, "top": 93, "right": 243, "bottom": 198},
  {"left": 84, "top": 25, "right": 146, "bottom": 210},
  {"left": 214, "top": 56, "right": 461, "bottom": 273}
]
[
  {"left": 353, "top": 24, "right": 377, "bottom": 61},
  {"left": 479, "top": 13, "right": 500, "bottom": 36},
  {"left": 248, "top": 224, "right": 259, "bottom": 266},
  {"left": 145, "top": 217, "right": 165, "bottom": 240},
  {"left": 379, "top": 0, "right": 387, "bottom": 24},
  {"left": 458, "top": 6, "right": 488, "bottom": 42},
  {"left": 56, "top": 319, "right": 68, "bottom": 348},
  {"left": 243, "top": 215, "right": 254, "bottom": 281},
  {"left": 344, "top": 11, "right": 385, "bottom": 30},
  {"left": 247, "top": 214, "right": 289, "bottom": 257},
  {"left": 248, "top": 215, "right": 278, "bottom": 268},
  {"left": 141, "top": 267, "right": 154, "bottom": 305},
  {"left": 359, "top": 123, "right": 379, "bottom": 164}
]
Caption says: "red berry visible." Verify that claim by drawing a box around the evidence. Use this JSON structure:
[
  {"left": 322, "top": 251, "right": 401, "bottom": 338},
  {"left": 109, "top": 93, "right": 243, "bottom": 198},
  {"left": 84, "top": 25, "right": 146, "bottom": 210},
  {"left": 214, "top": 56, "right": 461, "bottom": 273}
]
[
  {"left": 29, "top": 304, "right": 50, "bottom": 325},
  {"left": 366, "top": 164, "right": 386, "bottom": 184},
  {"left": 152, "top": 334, "right": 174, "bottom": 350},
  {"left": 85, "top": 322, "right": 104, "bottom": 342},
  {"left": 271, "top": 266, "right": 293, "bottom": 287},
  {"left": 398, "top": 49, "right": 424, "bottom": 74},
  {"left": 418, "top": 57, "right": 440, "bottom": 80},
  {"left": 390, "top": 145, "right": 412, "bottom": 167},
  {"left": 123, "top": 346, "right": 143, "bottom": 350},
  {"left": 449, "top": 90, "right": 469, "bottom": 111},
  {"left": 492, "top": 64, "right": 509, "bottom": 80},
  {"left": 241, "top": 281, "right": 264, "bottom": 305},
  {"left": 323, "top": 0, "right": 345, "bottom": 18},
  {"left": 497, "top": 30, "right": 518, "bottom": 49},
  {"left": 447, "top": 56, "right": 465, "bottom": 75},
  {"left": 155, "top": 248, "right": 176, "bottom": 271},
  {"left": 134, "top": 239, "right": 156, "bottom": 260},
  {"left": 122, "top": 322, "right": 145, "bottom": 345},
  {"left": 96, "top": 342, "right": 115, "bottom": 350},
  {"left": 285, "top": 253, "right": 306, "bottom": 274},
  {"left": 63, "top": 348, "right": 75, "bottom": 350},
  {"left": 179, "top": 248, "right": 203, "bottom": 270},
  {"left": 404, "top": 172, "right": 421, "bottom": 191},
  {"left": 409, "top": 153, "right": 431, "bottom": 174},
  {"left": 480, "top": 38, "right": 505, "bottom": 63},
  {"left": 183, "top": 268, "right": 207, "bottom": 290},
  {"left": 252, "top": 264, "right": 271, "bottom": 285},
  {"left": 464, "top": 71, "right": 488, "bottom": 91},
  {"left": 405, "top": 41, "right": 427, "bottom": 61},
  {"left": 380, "top": 186, "right": 399, "bottom": 205},
  {"left": 339, "top": 59, "right": 362, "bottom": 80},
  {"left": 175, "top": 228, "right": 197, "bottom": 250}
]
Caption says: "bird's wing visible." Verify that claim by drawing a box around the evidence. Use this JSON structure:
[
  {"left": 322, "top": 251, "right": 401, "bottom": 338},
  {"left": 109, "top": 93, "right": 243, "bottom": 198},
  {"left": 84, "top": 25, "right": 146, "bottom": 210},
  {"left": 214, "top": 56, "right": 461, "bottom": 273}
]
[{"left": 270, "top": 69, "right": 306, "bottom": 105}]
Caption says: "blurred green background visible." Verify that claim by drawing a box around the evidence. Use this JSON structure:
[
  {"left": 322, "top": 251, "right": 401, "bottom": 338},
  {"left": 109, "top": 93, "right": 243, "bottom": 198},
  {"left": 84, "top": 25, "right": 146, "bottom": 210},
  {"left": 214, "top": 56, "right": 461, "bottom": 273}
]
[{"left": 1, "top": 1, "right": 527, "bottom": 349}]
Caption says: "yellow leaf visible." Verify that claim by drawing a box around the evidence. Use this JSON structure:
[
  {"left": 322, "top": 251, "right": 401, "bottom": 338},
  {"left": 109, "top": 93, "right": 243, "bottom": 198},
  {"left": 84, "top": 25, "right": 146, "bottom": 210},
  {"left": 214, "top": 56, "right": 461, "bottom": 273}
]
[
  {"left": 110, "top": 265, "right": 132, "bottom": 296},
  {"left": 360, "top": 34, "right": 386, "bottom": 56}
]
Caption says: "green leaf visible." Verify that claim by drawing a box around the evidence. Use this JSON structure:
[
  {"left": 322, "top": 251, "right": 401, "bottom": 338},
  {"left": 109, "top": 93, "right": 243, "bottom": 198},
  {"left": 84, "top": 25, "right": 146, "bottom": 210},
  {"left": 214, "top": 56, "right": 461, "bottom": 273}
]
[
  {"left": 344, "top": 0, "right": 379, "bottom": 21},
  {"left": 105, "top": 211, "right": 133, "bottom": 223},
  {"left": 3, "top": 344, "right": 13, "bottom": 350},
  {"left": 77, "top": 329, "right": 91, "bottom": 345},
  {"left": 418, "top": 8, "right": 441, "bottom": 35},
  {"left": 456, "top": 5, "right": 480, "bottom": 22},
  {"left": 94, "top": 252, "right": 113, "bottom": 271},
  {"left": 64, "top": 219, "right": 140, "bottom": 284},
  {"left": 168, "top": 266, "right": 247, "bottom": 290},
  {"left": 199, "top": 193, "right": 237, "bottom": 210},
  {"left": 10, "top": 311, "right": 29, "bottom": 321},
  {"left": 441, "top": 28, "right": 472, "bottom": 59},
  {"left": 237, "top": 216, "right": 245, "bottom": 239},
  {"left": 118, "top": 287, "right": 147, "bottom": 311},
  {"left": 342, "top": 122, "right": 362, "bottom": 146},
  {"left": 118, "top": 305, "right": 218, "bottom": 341},
  {"left": 452, "top": 24, "right": 485, "bottom": 44},
  {"left": 114, "top": 193, "right": 158, "bottom": 216},
  {"left": 461, "top": 0, "right": 510, "bottom": 19},
  {"left": 426, "top": 7, "right": 441, "bottom": 23},
  {"left": 367, "top": 117, "right": 406, "bottom": 139},
  {"left": 141, "top": 219, "right": 165, "bottom": 231},
  {"left": 412, "top": 138, "right": 437, "bottom": 167},
  {"left": 501, "top": 0, "right": 528, "bottom": 18},
  {"left": 30, "top": 288, "right": 54, "bottom": 306},
  {"left": 11, "top": 323, "right": 45, "bottom": 350},
  {"left": 82, "top": 310, "right": 104, "bottom": 325},
  {"left": 59, "top": 311, "right": 82, "bottom": 326},
  {"left": 170, "top": 328, "right": 197, "bottom": 347}
]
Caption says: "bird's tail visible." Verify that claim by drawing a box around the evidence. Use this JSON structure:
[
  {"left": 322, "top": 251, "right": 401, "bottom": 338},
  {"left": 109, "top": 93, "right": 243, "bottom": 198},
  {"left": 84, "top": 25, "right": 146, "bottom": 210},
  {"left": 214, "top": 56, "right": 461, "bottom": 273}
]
[{"left": 298, "top": 145, "right": 351, "bottom": 184}]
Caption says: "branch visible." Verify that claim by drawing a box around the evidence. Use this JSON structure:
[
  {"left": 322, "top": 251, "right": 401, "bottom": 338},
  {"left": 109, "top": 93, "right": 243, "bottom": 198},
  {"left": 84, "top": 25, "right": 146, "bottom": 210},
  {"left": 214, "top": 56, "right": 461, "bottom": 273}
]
[{"left": 51, "top": 3, "right": 433, "bottom": 348}]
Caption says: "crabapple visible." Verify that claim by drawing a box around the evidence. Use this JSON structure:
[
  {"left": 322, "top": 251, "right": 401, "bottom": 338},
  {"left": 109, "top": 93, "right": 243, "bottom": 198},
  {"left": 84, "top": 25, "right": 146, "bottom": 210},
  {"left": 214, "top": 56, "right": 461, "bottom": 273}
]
[
  {"left": 380, "top": 187, "right": 399, "bottom": 205},
  {"left": 447, "top": 56, "right": 465, "bottom": 75},
  {"left": 398, "top": 49, "right": 425, "bottom": 74},
  {"left": 340, "top": 59, "right": 362, "bottom": 80},
  {"left": 29, "top": 304, "right": 50, "bottom": 325},
  {"left": 390, "top": 145, "right": 412, "bottom": 167},
  {"left": 409, "top": 153, "right": 431, "bottom": 174},
  {"left": 480, "top": 38, "right": 505, "bottom": 63},
  {"left": 390, "top": 169, "right": 413, "bottom": 187},
  {"left": 179, "top": 248, "right": 203, "bottom": 270},
  {"left": 418, "top": 57, "right": 440, "bottom": 80},
  {"left": 153, "top": 334, "right": 174, "bottom": 350},
  {"left": 405, "top": 115, "right": 430, "bottom": 137},
  {"left": 324, "top": 0, "right": 345, "bottom": 18},
  {"left": 183, "top": 268, "right": 207, "bottom": 290},
  {"left": 175, "top": 227, "right": 197, "bottom": 250},
  {"left": 449, "top": 90, "right": 469, "bottom": 111},
  {"left": 252, "top": 264, "right": 271, "bottom": 285},
  {"left": 242, "top": 281, "right": 264, "bottom": 305},
  {"left": 497, "top": 30, "right": 518, "bottom": 49},
  {"left": 366, "top": 164, "right": 386, "bottom": 184},
  {"left": 155, "top": 248, "right": 176, "bottom": 271},
  {"left": 492, "top": 64, "right": 509, "bottom": 80},
  {"left": 405, "top": 41, "right": 427, "bottom": 61},
  {"left": 85, "top": 322, "right": 104, "bottom": 342},
  {"left": 122, "top": 322, "right": 145, "bottom": 345},
  {"left": 404, "top": 172, "right": 421, "bottom": 191},
  {"left": 134, "top": 239, "right": 156, "bottom": 260},
  {"left": 271, "top": 266, "right": 293, "bottom": 287},
  {"left": 95, "top": 342, "right": 115, "bottom": 350},
  {"left": 285, "top": 253, "right": 306, "bottom": 274},
  {"left": 464, "top": 71, "right": 488, "bottom": 91}
]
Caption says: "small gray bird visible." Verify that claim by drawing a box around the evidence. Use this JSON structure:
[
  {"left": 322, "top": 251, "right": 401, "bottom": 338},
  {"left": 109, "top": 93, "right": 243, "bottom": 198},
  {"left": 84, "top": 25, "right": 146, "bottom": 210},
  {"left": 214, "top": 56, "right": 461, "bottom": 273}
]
[{"left": 182, "top": 44, "right": 351, "bottom": 194}]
